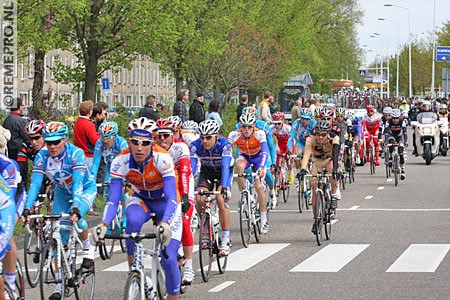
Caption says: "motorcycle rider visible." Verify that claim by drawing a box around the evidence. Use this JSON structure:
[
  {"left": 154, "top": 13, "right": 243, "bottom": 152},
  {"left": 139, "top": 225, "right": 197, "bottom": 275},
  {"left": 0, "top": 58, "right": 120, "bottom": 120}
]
[{"left": 412, "top": 101, "right": 437, "bottom": 156}]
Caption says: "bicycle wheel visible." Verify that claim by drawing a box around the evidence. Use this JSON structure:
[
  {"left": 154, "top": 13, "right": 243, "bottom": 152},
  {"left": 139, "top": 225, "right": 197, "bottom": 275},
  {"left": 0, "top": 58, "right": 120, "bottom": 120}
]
[
  {"left": 274, "top": 170, "right": 280, "bottom": 197},
  {"left": 238, "top": 192, "right": 252, "bottom": 248},
  {"left": 346, "top": 158, "right": 353, "bottom": 184},
  {"left": 123, "top": 270, "right": 141, "bottom": 300},
  {"left": 198, "top": 213, "right": 213, "bottom": 282},
  {"left": 253, "top": 198, "right": 262, "bottom": 243},
  {"left": 385, "top": 155, "right": 391, "bottom": 178},
  {"left": 39, "top": 242, "right": 62, "bottom": 300},
  {"left": 74, "top": 243, "right": 95, "bottom": 300},
  {"left": 216, "top": 236, "right": 228, "bottom": 274},
  {"left": 324, "top": 191, "right": 332, "bottom": 241},
  {"left": 297, "top": 181, "right": 303, "bottom": 213},
  {"left": 24, "top": 221, "right": 41, "bottom": 288},
  {"left": 340, "top": 171, "right": 346, "bottom": 191},
  {"left": 314, "top": 192, "right": 324, "bottom": 246},
  {"left": 369, "top": 148, "right": 375, "bottom": 175},
  {"left": 16, "top": 259, "right": 25, "bottom": 300},
  {"left": 304, "top": 179, "right": 311, "bottom": 211},
  {"left": 157, "top": 268, "right": 167, "bottom": 300},
  {"left": 393, "top": 154, "right": 399, "bottom": 187}
]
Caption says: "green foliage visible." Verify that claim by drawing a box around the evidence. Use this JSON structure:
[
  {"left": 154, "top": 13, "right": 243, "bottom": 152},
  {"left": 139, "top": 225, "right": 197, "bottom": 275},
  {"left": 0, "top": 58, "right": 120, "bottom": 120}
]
[{"left": 220, "top": 101, "right": 237, "bottom": 137}]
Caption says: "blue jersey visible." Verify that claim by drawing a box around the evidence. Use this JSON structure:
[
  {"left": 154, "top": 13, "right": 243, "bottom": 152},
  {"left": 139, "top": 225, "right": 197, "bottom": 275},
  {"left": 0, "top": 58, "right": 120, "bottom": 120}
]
[
  {"left": 0, "top": 153, "right": 23, "bottom": 217},
  {"left": 350, "top": 116, "right": 362, "bottom": 139},
  {"left": 190, "top": 136, "right": 233, "bottom": 189},
  {"left": 0, "top": 176, "right": 15, "bottom": 260},
  {"left": 91, "top": 135, "right": 128, "bottom": 181},
  {"left": 26, "top": 143, "right": 96, "bottom": 210},
  {"left": 288, "top": 119, "right": 317, "bottom": 151},
  {"left": 234, "top": 119, "right": 276, "bottom": 165}
]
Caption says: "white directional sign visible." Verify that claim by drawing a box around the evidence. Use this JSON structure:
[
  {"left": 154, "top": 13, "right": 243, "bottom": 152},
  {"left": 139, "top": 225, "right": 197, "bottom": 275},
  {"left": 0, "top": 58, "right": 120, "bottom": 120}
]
[{"left": 359, "top": 69, "right": 366, "bottom": 77}]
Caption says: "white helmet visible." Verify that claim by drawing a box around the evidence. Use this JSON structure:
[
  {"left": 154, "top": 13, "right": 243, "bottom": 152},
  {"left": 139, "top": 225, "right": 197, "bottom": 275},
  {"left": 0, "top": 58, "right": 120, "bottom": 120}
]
[
  {"left": 198, "top": 120, "right": 220, "bottom": 135},
  {"left": 391, "top": 109, "right": 401, "bottom": 118},
  {"left": 182, "top": 120, "right": 198, "bottom": 131},
  {"left": 383, "top": 106, "right": 392, "bottom": 115},
  {"left": 128, "top": 117, "right": 155, "bottom": 133},
  {"left": 345, "top": 111, "right": 355, "bottom": 121},
  {"left": 239, "top": 113, "right": 257, "bottom": 126},
  {"left": 167, "top": 116, "right": 182, "bottom": 128}
]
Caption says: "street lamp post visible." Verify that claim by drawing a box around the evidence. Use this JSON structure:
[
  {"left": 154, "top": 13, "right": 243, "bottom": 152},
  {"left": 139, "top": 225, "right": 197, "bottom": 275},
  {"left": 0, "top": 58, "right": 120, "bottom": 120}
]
[
  {"left": 372, "top": 33, "right": 387, "bottom": 99},
  {"left": 378, "top": 18, "right": 400, "bottom": 98},
  {"left": 385, "top": 4, "right": 412, "bottom": 98},
  {"left": 431, "top": 0, "right": 436, "bottom": 99}
]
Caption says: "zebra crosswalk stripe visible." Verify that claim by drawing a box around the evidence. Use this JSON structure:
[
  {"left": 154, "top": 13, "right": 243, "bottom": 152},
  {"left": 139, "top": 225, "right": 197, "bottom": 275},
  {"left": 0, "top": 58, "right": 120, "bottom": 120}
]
[{"left": 386, "top": 244, "right": 450, "bottom": 272}]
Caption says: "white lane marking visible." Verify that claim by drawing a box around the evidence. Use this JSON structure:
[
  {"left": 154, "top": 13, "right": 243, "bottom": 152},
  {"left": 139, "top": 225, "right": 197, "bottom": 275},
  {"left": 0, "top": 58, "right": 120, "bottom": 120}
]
[
  {"left": 386, "top": 244, "right": 450, "bottom": 272},
  {"left": 377, "top": 186, "right": 385, "bottom": 190},
  {"left": 330, "top": 219, "right": 338, "bottom": 225},
  {"left": 208, "top": 281, "right": 235, "bottom": 293},
  {"left": 234, "top": 208, "right": 450, "bottom": 212},
  {"left": 364, "top": 195, "right": 373, "bottom": 200},
  {"left": 213, "top": 243, "right": 289, "bottom": 271},
  {"left": 349, "top": 206, "right": 359, "bottom": 210},
  {"left": 387, "top": 179, "right": 393, "bottom": 182},
  {"left": 290, "top": 244, "right": 370, "bottom": 272}
]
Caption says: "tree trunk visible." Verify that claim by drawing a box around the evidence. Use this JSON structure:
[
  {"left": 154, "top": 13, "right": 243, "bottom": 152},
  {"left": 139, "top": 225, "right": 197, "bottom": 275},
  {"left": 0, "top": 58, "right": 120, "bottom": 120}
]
[
  {"left": 84, "top": 40, "right": 98, "bottom": 101},
  {"left": 30, "top": 50, "right": 45, "bottom": 119}
]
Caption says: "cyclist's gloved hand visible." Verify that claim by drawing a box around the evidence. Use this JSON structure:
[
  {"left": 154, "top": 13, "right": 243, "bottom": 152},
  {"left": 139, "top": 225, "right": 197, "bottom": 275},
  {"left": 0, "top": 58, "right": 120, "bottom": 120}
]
[
  {"left": 22, "top": 208, "right": 31, "bottom": 223},
  {"left": 299, "top": 168, "right": 308, "bottom": 180},
  {"left": 157, "top": 222, "right": 172, "bottom": 247},
  {"left": 181, "top": 194, "right": 190, "bottom": 214},
  {"left": 69, "top": 206, "right": 81, "bottom": 223},
  {"left": 257, "top": 168, "right": 265, "bottom": 178},
  {"left": 92, "top": 223, "right": 107, "bottom": 244},
  {"left": 221, "top": 188, "right": 231, "bottom": 200},
  {"left": 332, "top": 170, "right": 340, "bottom": 181}
]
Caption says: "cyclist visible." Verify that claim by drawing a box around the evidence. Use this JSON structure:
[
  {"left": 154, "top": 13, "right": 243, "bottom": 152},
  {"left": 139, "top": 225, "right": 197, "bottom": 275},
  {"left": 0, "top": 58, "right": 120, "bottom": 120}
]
[
  {"left": 0, "top": 152, "right": 24, "bottom": 299},
  {"left": 288, "top": 108, "right": 316, "bottom": 172},
  {"left": 381, "top": 109, "right": 407, "bottom": 180},
  {"left": 154, "top": 118, "right": 196, "bottom": 284},
  {"left": 190, "top": 120, "right": 233, "bottom": 256},
  {"left": 298, "top": 120, "right": 340, "bottom": 234},
  {"left": 22, "top": 121, "right": 97, "bottom": 300},
  {"left": 234, "top": 107, "right": 277, "bottom": 209},
  {"left": 168, "top": 115, "right": 183, "bottom": 141},
  {"left": 0, "top": 176, "right": 16, "bottom": 299},
  {"left": 379, "top": 107, "right": 392, "bottom": 159},
  {"left": 346, "top": 110, "right": 363, "bottom": 165},
  {"left": 180, "top": 120, "right": 199, "bottom": 147},
  {"left": 270, "top": 112, "right": 294, "bottom": 184},
  {"left": 362, "top": 105, "right": 382, "bottom": 166},
  {"left": 229, "top": 114, "right": 270, "bottom": 234},
  {"left": 93, "top": 117, "right": 182, "bottom": 299}
]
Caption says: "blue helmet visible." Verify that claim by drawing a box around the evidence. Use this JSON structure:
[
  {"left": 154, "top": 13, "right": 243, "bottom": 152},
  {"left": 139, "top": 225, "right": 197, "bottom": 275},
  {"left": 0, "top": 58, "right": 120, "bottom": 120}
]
[
  {"left": 43, "top": 122, "right": 69, "bottom": 141},
  {"left": 300, "top": 108, "right": 313, "bottom": 119},
  {"left": 99, "top": 121, "right": 119, "bottom": 138},
  {"left": 242, "top": 106, "right": 258, "bottom": 117}
]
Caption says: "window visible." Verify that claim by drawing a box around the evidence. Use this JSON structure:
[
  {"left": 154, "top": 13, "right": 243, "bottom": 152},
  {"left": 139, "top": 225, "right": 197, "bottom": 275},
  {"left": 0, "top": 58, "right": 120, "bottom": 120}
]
[
  {"left": 44, "top": 55, "right": 47, "bottom": 82},
  {"left": 28, "top": 52, "right": 33, "bottom": 78},
  {"left": 50, "top": 55, "right": 55, "bottom": 80}
]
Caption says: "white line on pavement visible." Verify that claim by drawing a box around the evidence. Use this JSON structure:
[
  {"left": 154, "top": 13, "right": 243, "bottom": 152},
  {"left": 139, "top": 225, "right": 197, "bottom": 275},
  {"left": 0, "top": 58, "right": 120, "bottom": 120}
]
[
  {"left": 386, "top": 244, "right": 450, "bottom": 272},
  {"left": 208, "top": 281, "right": 235, "bottom": 293},
  {"left": 387, "top": 179, "right": 393, "bottom": 182},
  {"left": 364, "top": 195, "right": 373, "bottom": 200},
  {"left": 290, "top": 244, "right": 370, "bottom": 272},
  {"left": 349, "top": 206, "right": 360, "bottom": 210},
  {"left": 377, "top": 186, "right": 385, "bottom": 190}
]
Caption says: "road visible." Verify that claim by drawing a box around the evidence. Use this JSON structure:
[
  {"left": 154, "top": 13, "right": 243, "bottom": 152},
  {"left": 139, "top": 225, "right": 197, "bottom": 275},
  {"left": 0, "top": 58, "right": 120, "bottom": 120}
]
[{"left": 20, "top": 146, "right": 450, "bottom": 300}]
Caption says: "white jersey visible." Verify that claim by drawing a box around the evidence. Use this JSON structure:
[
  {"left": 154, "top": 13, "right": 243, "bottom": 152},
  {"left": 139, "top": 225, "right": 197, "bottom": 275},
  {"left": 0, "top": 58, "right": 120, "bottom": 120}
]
[
  {"left": 168, "top": 141, "right": 195, "bottom": 201},
  {"left": 270, "top": 123, "right": 291, "bottom": 151}
]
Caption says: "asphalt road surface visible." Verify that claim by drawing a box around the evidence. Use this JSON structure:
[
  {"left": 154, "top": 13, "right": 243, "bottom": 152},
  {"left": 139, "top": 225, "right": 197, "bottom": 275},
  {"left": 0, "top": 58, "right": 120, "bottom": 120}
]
[{"left": 19, "top": 145, "right": 450, "bottom": 300}]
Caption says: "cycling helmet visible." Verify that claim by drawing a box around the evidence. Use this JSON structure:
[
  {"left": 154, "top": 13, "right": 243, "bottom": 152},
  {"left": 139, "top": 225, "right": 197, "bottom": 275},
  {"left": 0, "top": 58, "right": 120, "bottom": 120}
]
[
  {"left": 383, "top": 106, "right": 392, "bottom": 115},
  {"left": 439, "top": 104, "right": 448, "bottom": 114},
  {"left": 314, "top": 107, "right": 323, "bottom": 118},
  {"left": 25, "top": 120, "right": 46, "bottom": 135},
  {"left": 42, "top": 122, "right": 69, "bottom": 141},
  {"left": 315, "top": 120, "right": 331, "bottom": 132},
  {"left": 155, "top": 118, "right": 174, "bottom": 132},
  {"left": 300, "top": 108, "right": 313, "bottom": 119},
  {"left": 242, "top": 106, "right": 258, "bottom": 117},
  {"left": 335, "top": 107, "right": 346, "bottom": 117},
  {"left": 345, "top": 110, "right": 355, "bottom": 121},
  {"left": 319, "top": 107, "right": 334, "bottom": 118},
  {"left": 99, "top": 121, "right": 119, "bottom": 138},
  {"left": 198, "top": 120, "right": 220, "bottom": 135},
  {"left": 422, "top": 101, "right": 432, "bottom": 111},
  {"left": 182, "top": 120, "right": 198, "bottom": 131},
  {"left": 391, "top": 109, "right": 401, "bottom": 118},
  {"left": 167, "top": 116, "right": 182, "bottom": 129},
  {"left": 326, "top": 102, "right": 336, "bottom": 110},
  {"left": 272, "top": 112, "right": 285, "bottom": 123},
  {"left": 366, "top": 105, "right": 375, "bottom": 113},
  {"left": 239, "top": 113, "right": 257, "bottom": 126},
  {"left": 128, "top": 117, "right": 155, "bottom": 138}
]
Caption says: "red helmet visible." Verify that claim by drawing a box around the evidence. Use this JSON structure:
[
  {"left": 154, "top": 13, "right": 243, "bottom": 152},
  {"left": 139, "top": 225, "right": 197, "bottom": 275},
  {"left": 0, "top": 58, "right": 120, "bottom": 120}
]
[
  {"left": 25, "top": 120, "right": 46, "bottom": 135},
  {"left": 272, "top": 112, "right": 285, "bottom": 123},
  {"left": 155, "top": 118, "right": 174, "bottom": 131},
  {"left": 366, "top": 105, "right": 375, "bottom": 113}
]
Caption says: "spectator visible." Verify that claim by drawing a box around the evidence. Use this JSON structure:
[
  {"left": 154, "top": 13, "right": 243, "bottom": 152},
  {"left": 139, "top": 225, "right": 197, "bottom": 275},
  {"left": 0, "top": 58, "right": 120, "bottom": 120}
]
[
  {"left": 139, "top": 95, "right": 160, "bottom": 121},
  {"left": 73, "top": 100, "right": 100, "bottom": 169},
  {"left": 309, "top": 98, "right": 317, "bottom": 115},
  {"left": 206, "top": 100, "right": 223, "bottom": 127},
  {"left": 173, "top": 89, "right": 189, "bottom": 122},
  {"left": 291, "top": 97, "right": 303, "bottom": 123},
  {"left": 237, "top": 94, "right": 249, "bottom": 122},
  {"left": 189, "top": 93, "right": 206, "bottom": 123},
  {"left": 258, "top": 91, "right": 272, "bottom": 123},
  {"left": 269, "top": 95, "right": 278, "bottom": 114},
  {"left": 3, "top": 98, "right": 28, "bottom": 161},
  {"left": 92, "top": 101, "right": 109, "bottom": 131}
]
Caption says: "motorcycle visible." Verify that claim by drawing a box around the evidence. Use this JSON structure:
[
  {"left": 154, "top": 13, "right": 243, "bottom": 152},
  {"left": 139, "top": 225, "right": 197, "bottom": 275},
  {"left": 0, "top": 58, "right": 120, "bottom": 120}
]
[
  {"left": 438, "top": 117, "right": 448, "bottom": 156},
  {"left": 411, "top": 112, "right": 441, "bottom": 165}
]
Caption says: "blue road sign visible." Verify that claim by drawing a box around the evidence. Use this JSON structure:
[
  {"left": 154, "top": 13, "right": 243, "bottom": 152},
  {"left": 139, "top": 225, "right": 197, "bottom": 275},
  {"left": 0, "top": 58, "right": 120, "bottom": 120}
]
[
  {"left": 436, "top": 46, "right": 450, "bottom": 62},
  {"left": 101, "top": 78, "right": 110, "bottom": 90},
  {"left": 359, "top": 70, "right": 366, "bottom": 77}
]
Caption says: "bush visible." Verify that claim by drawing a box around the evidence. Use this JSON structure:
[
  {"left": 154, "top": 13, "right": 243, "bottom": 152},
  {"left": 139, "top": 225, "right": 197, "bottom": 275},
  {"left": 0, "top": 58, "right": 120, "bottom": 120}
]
[{"left": 220, "top": 102, "right": 237, "bottom": 137}]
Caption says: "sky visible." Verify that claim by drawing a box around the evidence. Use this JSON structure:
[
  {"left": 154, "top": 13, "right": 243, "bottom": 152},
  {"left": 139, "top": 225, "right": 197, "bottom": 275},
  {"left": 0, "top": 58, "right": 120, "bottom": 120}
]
[{"left": 357, "top": 0, "right": 450, "bottom": 66}]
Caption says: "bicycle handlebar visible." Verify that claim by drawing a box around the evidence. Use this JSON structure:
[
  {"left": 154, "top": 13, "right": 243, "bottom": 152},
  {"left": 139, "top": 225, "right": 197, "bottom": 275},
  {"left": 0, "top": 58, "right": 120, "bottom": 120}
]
[
  {"left": 28, "top": 213, "right": 82, "bottom": 233},
  {"left": 194, "top": 190, "right": 221, "bottom": 196},
  {"left": 104, "top": 232, "right": 157, "bottom": 240}
]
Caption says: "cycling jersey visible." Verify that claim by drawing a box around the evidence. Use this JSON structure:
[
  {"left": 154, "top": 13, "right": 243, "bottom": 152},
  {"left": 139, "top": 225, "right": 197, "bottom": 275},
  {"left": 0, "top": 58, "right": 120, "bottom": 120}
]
[
  {"left": 362, "top": 113, "right": 382, "bottom": 153},
  {"left": 0, "top": 153, "right": 23, "bottom": 218},
  {"left": 288, "top": 118, "right": 317, "bottom": 151},
  {"left": 91, "top": 135, "right": 128, "bottom": 182},
  {"left": 349, "top": 116, "right": 362, "bottom": 139},
  {"left": 180, "top": 130, "right": 199, "bottom": 147},
  {"left": 384, "top": 118, "right": 408, "bottom": 141},
  {"left": 235, "top": 120, "right": 276, "bottom": 165},
  {"left": 301, "top": 134, "right": 340, "bottom": 175},
  {"left": 190, "top": 136, "right": 233, "bottom": 189},
  {"left": 271, "top": 123, "right": 292, "bottom": 153},
  {"left": 0, "top": 176, "right": 15, "bottom": 261},
  {"left": 228, "top": 128, "right": 268, "bottom": 171}
]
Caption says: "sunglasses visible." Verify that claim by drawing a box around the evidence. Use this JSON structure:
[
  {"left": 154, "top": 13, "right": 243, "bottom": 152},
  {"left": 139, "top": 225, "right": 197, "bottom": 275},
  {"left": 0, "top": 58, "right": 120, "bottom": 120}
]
[
  {"left": 301, "top": 117, "right": 310, "bottom": 121},
  {"left": 200, "top": 135, "right": 214, "bottom": 141},
  {"left": 392, "top": 117, "right": 400, "bottom": 120},
  {"left": 102, "top": 136, "right": 114, "bottom": 141},
  {"left": 315, "top": 132, "right": 328, "bottom": 137},
  {"left": 157, "top": 133, "right": 172, "bottom": 139},
  {"left": 274, "top": 122, "right": 283, "bottom": 126},
  {"left": 322, "top": 117, "right": 333, "bottom": 121},
  {"left": 46, "top": 139, "right": 63, "bottom": 146},
  {"left": 29, "top": 135, "right": 43, "bottom": 140},
  {"left": 242, "top": 125, "right": 254, "bottom": 129},
  {"left": 130, "top": 138, "right": 152, "bottom": 146}
]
